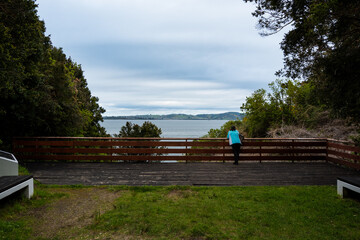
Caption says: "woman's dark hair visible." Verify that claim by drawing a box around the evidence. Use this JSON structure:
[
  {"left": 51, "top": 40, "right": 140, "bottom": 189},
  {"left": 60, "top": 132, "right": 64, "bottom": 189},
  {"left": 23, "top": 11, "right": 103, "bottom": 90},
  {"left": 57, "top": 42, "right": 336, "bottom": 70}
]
[{"left": 230, "top": 126, "right": 236, "bottom": 131}]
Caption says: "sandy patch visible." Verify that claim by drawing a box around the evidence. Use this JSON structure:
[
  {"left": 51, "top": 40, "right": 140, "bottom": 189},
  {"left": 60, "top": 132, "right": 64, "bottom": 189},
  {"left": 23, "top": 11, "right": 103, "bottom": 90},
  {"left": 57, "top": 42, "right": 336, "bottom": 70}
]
[
  {"left": 28, "top": 187, "right": 121, "bottom": 239},
  {"left": 166, "top": 189, "right": 196, "bottom": 200}
]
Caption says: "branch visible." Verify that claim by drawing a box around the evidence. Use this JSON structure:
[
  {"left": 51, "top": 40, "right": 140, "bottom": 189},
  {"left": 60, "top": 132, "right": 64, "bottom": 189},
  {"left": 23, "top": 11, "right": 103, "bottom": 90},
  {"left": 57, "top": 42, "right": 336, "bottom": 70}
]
[{"left": 260, "top": 19, "right": 294, "bottom": 36}]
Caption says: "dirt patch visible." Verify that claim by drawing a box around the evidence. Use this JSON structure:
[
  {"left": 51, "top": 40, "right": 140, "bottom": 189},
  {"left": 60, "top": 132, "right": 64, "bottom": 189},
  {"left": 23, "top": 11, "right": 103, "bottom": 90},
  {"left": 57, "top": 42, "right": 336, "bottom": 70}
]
[
  {"left": 166, "top": 189, "right": 196, "bottom": 200},
  {"left": 27, "top": 187, "right": 122, "bottom": 239}
]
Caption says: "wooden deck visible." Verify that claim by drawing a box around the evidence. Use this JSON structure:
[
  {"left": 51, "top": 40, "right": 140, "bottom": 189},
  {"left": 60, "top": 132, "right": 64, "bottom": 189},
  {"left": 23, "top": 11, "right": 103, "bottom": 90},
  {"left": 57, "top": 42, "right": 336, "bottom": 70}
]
[{"left": 24, "top": 162, "right": 360, "bottom": 186}]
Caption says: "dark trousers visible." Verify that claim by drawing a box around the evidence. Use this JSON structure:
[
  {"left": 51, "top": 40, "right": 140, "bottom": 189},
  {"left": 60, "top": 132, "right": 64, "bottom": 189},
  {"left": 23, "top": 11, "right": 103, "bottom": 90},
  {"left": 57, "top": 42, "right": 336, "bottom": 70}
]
[{"left": 231, "top": 143, "right": 241, "bottom": 164}]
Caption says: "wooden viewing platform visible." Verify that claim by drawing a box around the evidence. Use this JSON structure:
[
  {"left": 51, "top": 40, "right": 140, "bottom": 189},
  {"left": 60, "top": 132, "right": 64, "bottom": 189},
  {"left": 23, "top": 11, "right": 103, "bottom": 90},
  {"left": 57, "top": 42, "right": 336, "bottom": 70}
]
[
  {"left": 24, "top": 162, "right": 359, "bottom": 186},
  {"left": 13, "top": 137, "right": 360, "bottom": 186}
]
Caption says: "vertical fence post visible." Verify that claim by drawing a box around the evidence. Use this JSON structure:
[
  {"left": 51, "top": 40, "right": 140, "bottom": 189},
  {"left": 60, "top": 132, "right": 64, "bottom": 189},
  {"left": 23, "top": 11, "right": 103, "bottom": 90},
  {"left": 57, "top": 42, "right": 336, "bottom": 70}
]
[
  {"left": 326, "top": 139, "right": 329, "bottom": 163},
  {"left": 110, "top": 138, "right": 113, "bottom": 162},
  {"left": 223, "top": 139, "right": 225, "bottom": 163},
  {"left": 185, "top": 139, "right": 188, "bottom": 163},
  {"left": 71, "top": 138, "right": 74, "bottom": 163},
  {"left": 35, "top": 138, "right": 38, "bottom": 162},
  {"left": 259, "top": 143, "right": 262, "bottom": 163},
  {"left": 292, "top": 139, "right": 295, "bottom": 163}
]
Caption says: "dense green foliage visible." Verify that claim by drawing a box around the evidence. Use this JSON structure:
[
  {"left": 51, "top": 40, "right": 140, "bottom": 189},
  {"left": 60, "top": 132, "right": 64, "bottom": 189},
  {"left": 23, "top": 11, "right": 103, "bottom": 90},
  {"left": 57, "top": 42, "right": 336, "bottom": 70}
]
[
  {"left": 0, "top": 0, "right": 107, "bottom": 149},
  {"left": 1, "top": 185, "right": 359, "bottom": 239},
  {"left": 244, "top": 0, "right": 360, "bottom": 122},
  {"left": 241, "top": 79, "right": 323, "bottom": 137},
  {"left": 207, "top": 1, "right": 360, "bottom": 139},
  {"left": 204, "top": 120, "right": 243, "bottom": 138},
  {"left": 114, "top": 121, "right": 162, "bottom": 138},
  {"left": 207, "top": 79, "right": 323, "bottom": 138}
]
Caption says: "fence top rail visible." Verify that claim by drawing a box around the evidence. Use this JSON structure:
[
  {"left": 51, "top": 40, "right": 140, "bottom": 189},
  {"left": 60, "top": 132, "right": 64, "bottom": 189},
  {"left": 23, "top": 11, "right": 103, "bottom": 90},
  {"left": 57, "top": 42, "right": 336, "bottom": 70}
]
[
  {"left": 12, "top": 137, "right": 225, "bottom": 141},
  {"left": 327, "top": 138, "right": 357, "bottom": 145},
  {"left": 13, "top": 136, "right": 329, "bottom": 141}
]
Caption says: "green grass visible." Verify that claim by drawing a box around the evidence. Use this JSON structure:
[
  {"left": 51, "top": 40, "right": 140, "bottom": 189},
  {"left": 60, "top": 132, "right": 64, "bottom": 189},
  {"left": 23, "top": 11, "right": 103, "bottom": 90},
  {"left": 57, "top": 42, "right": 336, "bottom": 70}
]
[
  {"left": 94, "top": 185, "right": 360, "bottom": 239},
  {"left": 0, "top": 186, "right": 67, "bottom": 240},
  {"left": 1, "top": 185, "right": 359, "bottom": 240},
  {"left": 18, "top": 165, "right": 30, "bottom": 176}
]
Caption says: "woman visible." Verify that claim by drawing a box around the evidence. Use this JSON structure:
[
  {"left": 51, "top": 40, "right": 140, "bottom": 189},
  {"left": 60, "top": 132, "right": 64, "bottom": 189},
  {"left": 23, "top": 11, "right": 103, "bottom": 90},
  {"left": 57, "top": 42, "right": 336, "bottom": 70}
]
[{"left": 227, "top": 126, "right": 242, "bottom": 165}]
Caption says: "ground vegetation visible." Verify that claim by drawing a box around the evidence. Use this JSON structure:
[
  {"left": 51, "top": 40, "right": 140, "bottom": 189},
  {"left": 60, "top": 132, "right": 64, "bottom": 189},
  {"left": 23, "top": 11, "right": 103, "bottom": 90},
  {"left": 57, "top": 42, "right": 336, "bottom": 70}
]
[{"left": 1, "top": 185, "right": 359, "bottom": 239}]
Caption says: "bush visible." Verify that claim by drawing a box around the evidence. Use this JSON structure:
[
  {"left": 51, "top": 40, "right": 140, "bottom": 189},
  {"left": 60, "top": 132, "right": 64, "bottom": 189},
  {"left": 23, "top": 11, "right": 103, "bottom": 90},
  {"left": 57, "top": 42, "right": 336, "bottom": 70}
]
[{"left": 114, "top": 121, "right": 162, "bottom": 138}]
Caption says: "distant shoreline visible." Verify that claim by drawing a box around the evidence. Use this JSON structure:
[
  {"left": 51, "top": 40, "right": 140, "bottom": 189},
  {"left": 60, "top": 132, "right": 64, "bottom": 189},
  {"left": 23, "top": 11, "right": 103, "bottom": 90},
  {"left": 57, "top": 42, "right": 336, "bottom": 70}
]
[
  {"left": 104, "top": 119, "right": 229, "bottom": 120},
  {"left": 103, "top": 112, "right": 244, "bottom": 121}
]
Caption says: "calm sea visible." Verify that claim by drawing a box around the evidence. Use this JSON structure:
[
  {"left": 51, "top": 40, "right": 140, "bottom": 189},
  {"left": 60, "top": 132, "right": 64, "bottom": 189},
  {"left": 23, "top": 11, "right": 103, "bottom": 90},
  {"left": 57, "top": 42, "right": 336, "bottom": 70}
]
[{"left": 101, "top": 119, "right": 228, "bottom": 138}]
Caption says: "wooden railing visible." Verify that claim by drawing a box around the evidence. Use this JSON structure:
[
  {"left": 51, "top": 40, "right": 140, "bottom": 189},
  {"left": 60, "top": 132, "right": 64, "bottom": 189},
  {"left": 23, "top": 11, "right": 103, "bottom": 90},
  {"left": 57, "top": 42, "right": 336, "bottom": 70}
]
[
  {"left": 11, "top": 137, "right": 360, "bottom": 170},
  {"left": 326, "top": 139, "right": 360, "bottom": 170},
  {"left": 13, "top": 137, "right": 331, "bottom": 163}
]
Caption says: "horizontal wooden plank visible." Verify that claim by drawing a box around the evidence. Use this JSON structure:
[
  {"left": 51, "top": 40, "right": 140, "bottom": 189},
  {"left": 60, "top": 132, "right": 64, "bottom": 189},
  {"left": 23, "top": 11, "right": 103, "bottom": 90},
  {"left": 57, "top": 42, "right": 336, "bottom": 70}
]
[
  {"left": 14, "top": 139, "right": 328, "bottom": 148},
  {"left": 252, "top": 155, "right": 326, "bottom": 161},
  {"left": 327, "top": 142, "right": 360, "bottom": 153},
  {"left": 327, "top": 150, "right": 360, "bottom": 162},
  {"left": 17, "top": 153, "right": 326, "bottom": 162},
  {"left": 327, "top": 157, "right": 360, "bottom": 170},
  {"left": 257, "top": 148, "right": 326, "bottom": 154},
  {"left": 13, "top": 140, "right": 74, "bottom": 147},
  {"left": 17, "top": 154, "right": 234, "bottom": 162},
  {"left": 72, "top": 140, "right": 227, "bottom": 147},
  {"left": 13, "top": 147, "right": 327, "bottom": 155},
  {"left": 14, "top": 148, "right": 231, "bottom": 155},
  {"left": 245, "top": 141, "right": 327, "bottom": 147},
  {"left": 14, "top": 137, "right": 330, "bottom": 140},
  {"left": 14, "top": 137, "right": 227, "bottom": 141}
]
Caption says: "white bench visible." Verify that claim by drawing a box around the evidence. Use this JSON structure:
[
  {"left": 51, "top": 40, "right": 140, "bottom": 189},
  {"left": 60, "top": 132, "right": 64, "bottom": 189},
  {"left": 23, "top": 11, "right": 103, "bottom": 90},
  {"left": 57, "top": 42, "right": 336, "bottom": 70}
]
[
  {"left": 0, "top": 150, "right": 34, "bottom": 200},
  {"left": 337, "top": 176, "right": 360, "bottom": 199}
]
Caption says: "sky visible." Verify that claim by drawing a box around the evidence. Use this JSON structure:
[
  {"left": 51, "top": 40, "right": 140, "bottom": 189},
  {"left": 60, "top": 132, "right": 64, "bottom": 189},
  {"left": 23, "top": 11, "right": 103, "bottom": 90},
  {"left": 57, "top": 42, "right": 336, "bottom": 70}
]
[{"left": 36, "top": 0, "right": 285, "bottom": 116}]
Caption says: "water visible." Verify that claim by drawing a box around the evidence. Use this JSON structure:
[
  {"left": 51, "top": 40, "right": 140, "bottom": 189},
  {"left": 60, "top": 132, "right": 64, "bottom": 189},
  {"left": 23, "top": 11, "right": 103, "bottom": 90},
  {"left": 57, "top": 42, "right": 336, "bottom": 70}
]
[{"left": 101, "top": 119, "right": 228, "bottom": 138}]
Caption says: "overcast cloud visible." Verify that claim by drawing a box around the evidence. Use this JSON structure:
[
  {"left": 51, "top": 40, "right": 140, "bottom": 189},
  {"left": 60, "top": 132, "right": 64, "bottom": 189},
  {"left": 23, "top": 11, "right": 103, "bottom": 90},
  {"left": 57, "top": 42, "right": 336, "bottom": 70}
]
[{"left": 36, "top": 0, "right": 284, "bottom": 116}]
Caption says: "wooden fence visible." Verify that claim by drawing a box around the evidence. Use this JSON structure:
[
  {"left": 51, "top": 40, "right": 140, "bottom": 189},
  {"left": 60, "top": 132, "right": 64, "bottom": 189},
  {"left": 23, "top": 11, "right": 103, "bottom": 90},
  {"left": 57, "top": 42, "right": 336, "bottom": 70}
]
[
  {"left": 11, "top": 137, "right": 360, "bottom": 170},
  {"left": 326, "top": 139, "right": 360, "bottom": 170},
  {"left": 7, "top": 137, "right": 319, "bottom": 158}
]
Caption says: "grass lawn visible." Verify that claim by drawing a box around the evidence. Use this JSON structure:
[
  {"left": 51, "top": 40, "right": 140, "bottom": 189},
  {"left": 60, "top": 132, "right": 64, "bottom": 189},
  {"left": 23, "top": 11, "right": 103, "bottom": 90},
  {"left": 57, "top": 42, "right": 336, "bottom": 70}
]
[{"left": 1, "top": 184, "right": 359, "bottom": 240}]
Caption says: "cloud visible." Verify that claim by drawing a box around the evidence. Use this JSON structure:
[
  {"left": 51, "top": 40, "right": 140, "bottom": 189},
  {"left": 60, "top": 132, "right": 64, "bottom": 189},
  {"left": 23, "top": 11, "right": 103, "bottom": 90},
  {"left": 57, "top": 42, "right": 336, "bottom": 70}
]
[
  {"left": 39, "top": 0, "right": 262, "bottom": 45},
  {"left": 37, "top": 0, "right": 285, "bottom": 115},
  {"left": 86, "top": 68, "right": 252, "bottom": 116}
]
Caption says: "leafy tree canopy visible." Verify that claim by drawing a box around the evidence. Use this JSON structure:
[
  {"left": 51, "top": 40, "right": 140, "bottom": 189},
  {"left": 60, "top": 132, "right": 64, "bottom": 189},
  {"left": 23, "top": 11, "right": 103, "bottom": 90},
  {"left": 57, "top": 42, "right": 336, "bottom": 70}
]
[
  {"left": 244, "top": 0, "right": 360, "bottom": 122},
  {"left": 115, "top": 121, "right": 162, "bottom": 138},
  {"left": 241, "top": 79, "right": 323, "bottom": 137},
  {"left": 0, "top": 0, "right": 107, "bottom": 150},
  {"left": 204, "top": 120, "right": 243, "bottom": 138}
]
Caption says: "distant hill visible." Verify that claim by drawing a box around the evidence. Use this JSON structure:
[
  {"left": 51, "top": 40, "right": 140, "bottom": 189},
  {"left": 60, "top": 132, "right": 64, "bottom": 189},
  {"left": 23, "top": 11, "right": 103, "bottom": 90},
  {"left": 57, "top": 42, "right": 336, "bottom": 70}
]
[{"left": 104, "top": 112, "right": 245, "bottom": 120}]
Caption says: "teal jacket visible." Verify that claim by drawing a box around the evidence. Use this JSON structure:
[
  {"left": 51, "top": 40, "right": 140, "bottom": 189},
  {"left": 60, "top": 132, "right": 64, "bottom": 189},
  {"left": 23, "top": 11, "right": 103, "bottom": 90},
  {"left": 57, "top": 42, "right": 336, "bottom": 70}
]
[{"left": 227, "top": 130, "right": 241, "bottom": 145}]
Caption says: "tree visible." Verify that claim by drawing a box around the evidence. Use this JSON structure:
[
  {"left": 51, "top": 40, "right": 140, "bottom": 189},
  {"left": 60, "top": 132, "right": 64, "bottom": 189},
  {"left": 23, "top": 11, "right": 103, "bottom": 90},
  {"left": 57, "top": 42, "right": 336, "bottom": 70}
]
[
  {"left": 0, "top": 0, "right": 52, "bottom": 147},
  {"left": 114, "top": 121, "right": 163, "bottom": 162},
  {"left": 204, "top": 120, "right": 243, "bottom": 138},
  {"left": 240, "top": 79, "right": 323, "bottom": 137},
  {"left": 241, "top": 88, "right": 275, "bottom": 137},
  {"left": 0, "top": 0, "right": 108, "bottom": 150},
  {"left": 244, "top": 0, "right": 360, "bottom": 122},
  {"left": 115, "top": 121, "right": 162, "bottom": 138}
]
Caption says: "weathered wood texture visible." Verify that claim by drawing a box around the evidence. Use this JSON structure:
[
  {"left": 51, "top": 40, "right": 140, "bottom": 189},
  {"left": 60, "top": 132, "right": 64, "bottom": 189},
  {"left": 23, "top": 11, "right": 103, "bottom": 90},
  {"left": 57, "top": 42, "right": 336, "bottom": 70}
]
[
  {"left": 327, "top": 139, "right": 360, "bottom": 170},
  {"left": 13, "top": 137, "right": 360, "bottom": 170},
  {"left": 13, "top": 137, "right": 329, "bottom": 163},
  {"left": 24, "top": 162, "right": 359, "bottom": 186}
]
